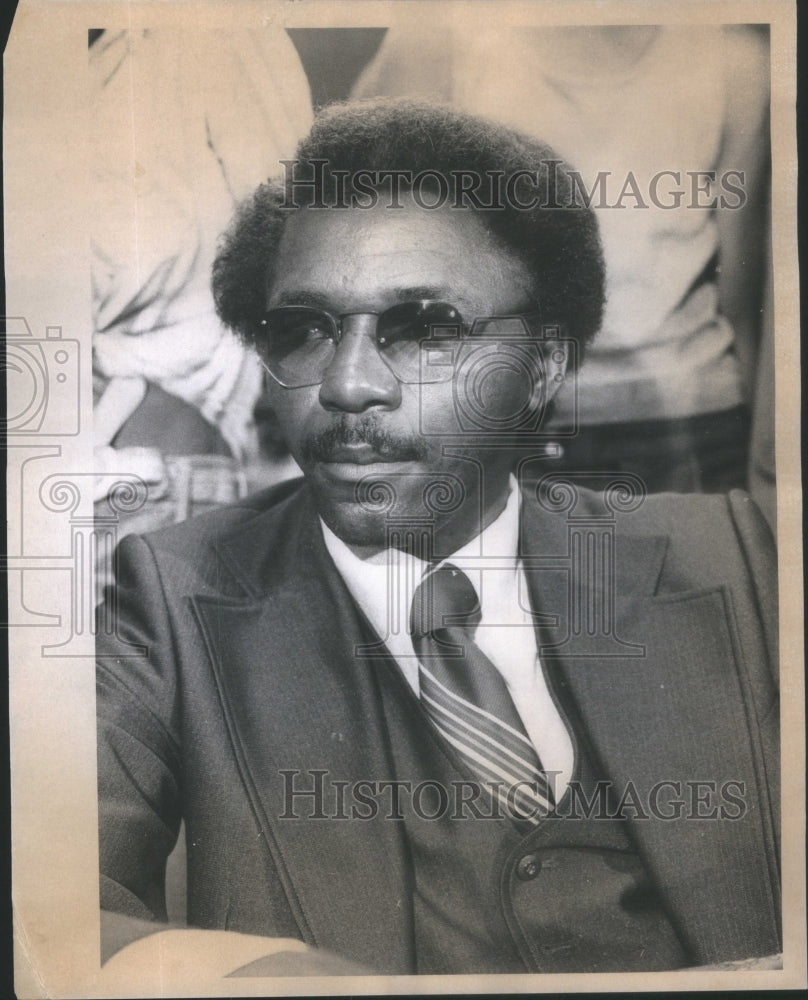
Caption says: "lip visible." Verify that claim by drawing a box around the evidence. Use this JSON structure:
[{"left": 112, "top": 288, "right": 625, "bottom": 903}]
[
  {"left": 317, "top": 456, "right": 419, "bottom": 484},
  {"left": 323, "top": 444, "right": 399, "bottom": 465}
]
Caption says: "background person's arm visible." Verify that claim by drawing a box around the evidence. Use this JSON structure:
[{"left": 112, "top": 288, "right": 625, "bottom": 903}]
[
  {"left": 89, "top": 922, "right": 370, "bottom": 994},
  {"left": 715, "top": 26, "right": 770, "bottom": 405},
  {"left": 715, "top": 27, "right": 773, "bottom": 526}
]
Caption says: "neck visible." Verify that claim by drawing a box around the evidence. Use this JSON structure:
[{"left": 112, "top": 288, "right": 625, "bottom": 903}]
[{"left": 428, "top": 476, "right": 512, "bottom": 560}]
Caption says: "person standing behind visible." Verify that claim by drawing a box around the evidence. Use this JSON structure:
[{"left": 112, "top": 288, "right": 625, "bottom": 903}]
[
  {"left": 91, "top": 26, "right": 313, "bottom": 468},
  {"left": 91, "top": 27, "right": 313, "bottom": 599},
  {"left": 354, "top": 23, "right": 773, "bottom": 525}
]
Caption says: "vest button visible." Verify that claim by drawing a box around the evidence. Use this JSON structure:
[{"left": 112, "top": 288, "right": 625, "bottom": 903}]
[{"left": 516, "top": 853, "right": 541, "bottom": 880}]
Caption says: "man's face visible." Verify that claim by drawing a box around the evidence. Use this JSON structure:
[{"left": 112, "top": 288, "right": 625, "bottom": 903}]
[{"left": 265, "top": 197, "right": 557, "bottom": 555}]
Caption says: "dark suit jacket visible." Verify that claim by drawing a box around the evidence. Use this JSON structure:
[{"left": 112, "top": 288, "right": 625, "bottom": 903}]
[{"left": 96, "top": 478, "right": 780, "bottom": 972}]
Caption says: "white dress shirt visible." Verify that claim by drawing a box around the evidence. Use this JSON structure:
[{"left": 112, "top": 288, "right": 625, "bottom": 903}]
[{"left": 321, "top": 477, "right": 575, "bottom": 792}]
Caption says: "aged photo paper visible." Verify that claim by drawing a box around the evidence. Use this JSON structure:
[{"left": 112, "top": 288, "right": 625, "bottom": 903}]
[{"left": 5, "top": 0, "right": 805, "bottom": 995}]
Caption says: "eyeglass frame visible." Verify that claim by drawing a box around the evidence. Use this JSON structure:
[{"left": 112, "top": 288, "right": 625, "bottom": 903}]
[{"left": 254, "top": 298, "right": 548, "bottom": 389}]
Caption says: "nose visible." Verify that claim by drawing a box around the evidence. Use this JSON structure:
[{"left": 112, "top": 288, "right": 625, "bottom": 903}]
[{"left": 318, "top": 314, "right": 402, "bottom": 413}]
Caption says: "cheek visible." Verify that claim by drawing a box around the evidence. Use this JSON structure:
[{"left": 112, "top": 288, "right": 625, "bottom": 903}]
[
  {"left": 456, "top": 345, "right": 539, "bottom": 418},
  {"left": 419, "top": 347, "right": 541, "bottom": 439},
  {"left": 410, "top": 382, "right": 463, "bottom": 444},
  {"left": 265, "top": 386, "right": 318, "bottom": 451}
]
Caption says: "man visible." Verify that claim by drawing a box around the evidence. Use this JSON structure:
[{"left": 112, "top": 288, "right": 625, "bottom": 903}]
[{"left": 97, "top": 100, "right": 780, "bottom": 977}]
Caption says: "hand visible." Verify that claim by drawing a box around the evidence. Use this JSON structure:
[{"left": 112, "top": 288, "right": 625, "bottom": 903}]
[
  {"left": 229, "top": 946, "right": 372, "bottom": 977},
  {"left": 86, "top": 928, "right": 359, "bottom": 995}
]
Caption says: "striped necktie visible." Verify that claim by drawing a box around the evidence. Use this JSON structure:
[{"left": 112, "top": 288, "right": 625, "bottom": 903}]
[{"left": 410, "top": 562, "right": 555, "bottom": 826}]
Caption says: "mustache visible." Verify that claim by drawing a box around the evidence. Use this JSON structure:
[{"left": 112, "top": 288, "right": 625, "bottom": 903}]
[{"left": 301, "top": 415, "right": 428, "bottom": 464}]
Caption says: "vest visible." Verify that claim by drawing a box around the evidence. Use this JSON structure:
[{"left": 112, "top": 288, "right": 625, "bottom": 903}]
[{"left": 373, "top": 647, "right": 691, "bottom": 973}]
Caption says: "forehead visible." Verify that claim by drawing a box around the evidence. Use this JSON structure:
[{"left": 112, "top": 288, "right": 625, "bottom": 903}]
[{"left": 267, "top": 199, "right": 533, "bottom": 313}]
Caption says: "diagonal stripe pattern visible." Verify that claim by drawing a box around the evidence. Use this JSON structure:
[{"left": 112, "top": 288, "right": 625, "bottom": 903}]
[{"left": 410, "top": 562, "right": 554, "bottom": 826}]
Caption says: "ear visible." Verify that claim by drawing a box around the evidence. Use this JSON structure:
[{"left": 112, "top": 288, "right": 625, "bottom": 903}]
[{"left": 529, "top": 339, "right": 570, "bottom": 411}]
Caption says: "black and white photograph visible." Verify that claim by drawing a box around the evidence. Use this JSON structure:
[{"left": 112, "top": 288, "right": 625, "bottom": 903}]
[{"left": 5, "top": 0, "right": 804, "bottom": 994}]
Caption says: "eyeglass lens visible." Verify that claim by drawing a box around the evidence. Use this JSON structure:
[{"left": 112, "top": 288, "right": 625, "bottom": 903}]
[{"left": 258, "top": 301, "right": 464, "bottom": 387}]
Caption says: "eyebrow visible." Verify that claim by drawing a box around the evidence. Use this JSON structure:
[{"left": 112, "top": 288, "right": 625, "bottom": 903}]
[
  {"left": 272, "top": 286, "right": 451, "bottom": 309},
  {"left": 273, "top": 290, "right": 331, "bottom": 308},
  {"left": 393, "top": 286, "right": 448, "bottom": 302}
]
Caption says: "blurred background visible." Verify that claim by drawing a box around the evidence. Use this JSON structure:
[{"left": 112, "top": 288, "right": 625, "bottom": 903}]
[{"left": 91, "top": 22, "right": 774, "bottom": 606}]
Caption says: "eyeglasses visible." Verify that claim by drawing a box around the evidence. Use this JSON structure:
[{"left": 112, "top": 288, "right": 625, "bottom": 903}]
[{"left": 256, "top": 299, "right": 543, "bottom": 388}]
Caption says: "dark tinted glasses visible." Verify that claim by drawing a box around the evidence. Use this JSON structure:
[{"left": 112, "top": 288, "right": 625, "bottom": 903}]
[{"left": 256, "top": 300, "right": 541, "bottom": 388}]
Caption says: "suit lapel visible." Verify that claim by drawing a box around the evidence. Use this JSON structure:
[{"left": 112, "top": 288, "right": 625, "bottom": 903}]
[
  {"left": 192, "top": 489, "right": 414, "bottom": 972},
  {"left": 520, "top": 492, "right": 780, "bottom": 963}
]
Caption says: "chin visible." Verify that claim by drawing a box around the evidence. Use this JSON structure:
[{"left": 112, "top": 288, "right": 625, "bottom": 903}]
[{"left": 316, "top": 497, "right": 392, "bottom": 552}]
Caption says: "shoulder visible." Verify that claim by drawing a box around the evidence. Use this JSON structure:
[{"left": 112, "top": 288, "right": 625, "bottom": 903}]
[
  {"left": 611, "top": 487, "right": 766, "bottom": 536},
  {"left": 620, "top": 490, "right": 777, "bottom": 611},
  {"left": 135, "top": 476, "right": 306, "bottom": 550},
  {"left": 530, "top": 483, "right": 775, "bottom": 589},
  {"left": 615, "top": 489, "right": 773, "bottom": 555},
  {"left": 114, "top": 477, "right": 310, "bottom": 595},
  {"left": 533, "top": 479, "right": 756, "bottom": 533},
  {"left": 612, "top": 488, "right": 773, "bottom": 567}
]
